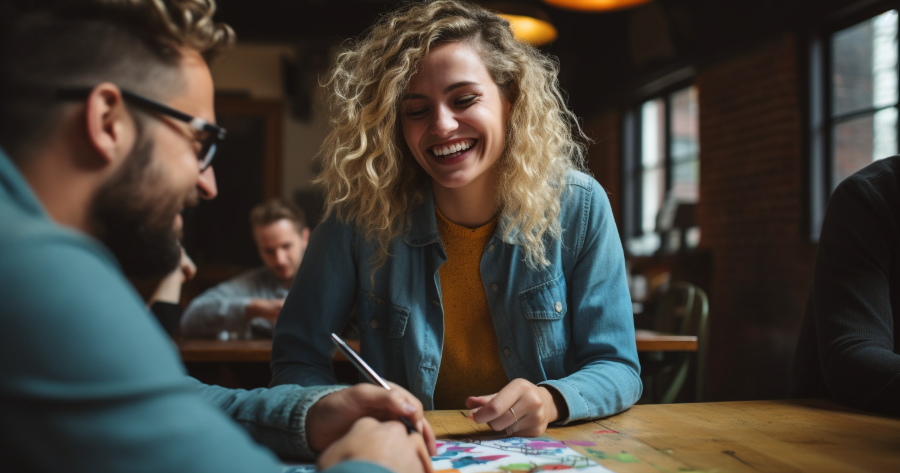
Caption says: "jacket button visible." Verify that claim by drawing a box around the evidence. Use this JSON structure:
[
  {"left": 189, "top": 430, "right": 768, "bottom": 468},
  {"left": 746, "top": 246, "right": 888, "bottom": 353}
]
[
  {"left": 487, "top": 244, "right": 495, "bottom": 252},
  {"left": 503, "top": 347, "right": 511, "bottom": 357},
  {"left": 555, "top": 301, "right": 563, "bottom": 313},
  {"left": 491, "top": 283, "right": 499, "bottom": 292},
  {"left": 369, "top": 319, "right": 379, "bottom": 329},
  {"left": 432, "top": 300, "right": 441, "bottom": 307}
]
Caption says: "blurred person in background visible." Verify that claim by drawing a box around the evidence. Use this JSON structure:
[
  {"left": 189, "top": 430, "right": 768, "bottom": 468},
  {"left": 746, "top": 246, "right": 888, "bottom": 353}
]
[{"left": 182, "top": 199, "right": 309, "bottom": 338}]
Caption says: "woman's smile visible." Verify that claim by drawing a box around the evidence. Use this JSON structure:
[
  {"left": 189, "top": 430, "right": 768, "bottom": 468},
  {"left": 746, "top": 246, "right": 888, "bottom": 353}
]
[
  {"left": 429, "top": 138, "right": 478, "bottom": 164},
  {"left": 401, "top": 41, "right": 511, "bottom": 193}
]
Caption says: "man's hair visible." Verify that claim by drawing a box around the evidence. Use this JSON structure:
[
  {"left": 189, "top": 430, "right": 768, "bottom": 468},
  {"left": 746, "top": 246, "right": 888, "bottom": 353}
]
[
  {"left": 0, "top": 0, "right": 234, "bottom": 161},
  {"left": 250, "top": 199, "right": 308, "bottom": 232}
]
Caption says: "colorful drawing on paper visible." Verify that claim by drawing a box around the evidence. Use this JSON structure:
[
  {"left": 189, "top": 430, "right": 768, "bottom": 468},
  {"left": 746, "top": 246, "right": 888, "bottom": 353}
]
[{"left": 433, "top": 438, "right": 614, "bottom": 473}]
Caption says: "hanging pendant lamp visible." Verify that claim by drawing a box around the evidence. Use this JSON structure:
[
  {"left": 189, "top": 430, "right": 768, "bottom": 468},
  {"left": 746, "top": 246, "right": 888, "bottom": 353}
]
[
  {"left": 488, "top": 3, "right": 558, "bottom": 46},
  {"left": 497, "top": 13, "right": 558, "bottom": 46},
  {"left": 542, "top": 0, "right": 653, "bottom": 12}
]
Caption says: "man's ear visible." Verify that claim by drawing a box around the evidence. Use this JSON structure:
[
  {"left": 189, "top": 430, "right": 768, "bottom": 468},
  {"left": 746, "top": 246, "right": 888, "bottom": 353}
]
[
  {"left": 301, "top": 227, "right": 311, "bottom": 242},
  {"left": 84, "top": 82, "right": 136, "bottom": 166}
]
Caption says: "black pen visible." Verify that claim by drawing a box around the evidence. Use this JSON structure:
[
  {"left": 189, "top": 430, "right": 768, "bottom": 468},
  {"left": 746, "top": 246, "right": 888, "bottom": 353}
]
[{"left": 331, "top": 333, "right": 419, "bottom": 435}]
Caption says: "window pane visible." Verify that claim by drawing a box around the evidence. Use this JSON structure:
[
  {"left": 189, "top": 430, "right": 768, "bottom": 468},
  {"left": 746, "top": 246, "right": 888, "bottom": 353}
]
[
  {"left": 832, "top": 108, "right": 898, "bottom": 187},
  {"left": 642, "top": 167, "right": 664, "bottom": 234},
  {"left": 670, "top": 86, "right": 699, "bottom": 203},
  {"left": 641, "top": 98, "right": 665, "bottom": 167},
  {"left": 670, "top": 87, "right": 699, "bottom": 163},
  {"left": 672, "top": 160, "right": 699, "bottom": 201},
  {"left": 874, "top": 106, "right": 898, "bottom": 159},
  {"left": 832, "top": 10, "right": 898, "bottom": 116}
]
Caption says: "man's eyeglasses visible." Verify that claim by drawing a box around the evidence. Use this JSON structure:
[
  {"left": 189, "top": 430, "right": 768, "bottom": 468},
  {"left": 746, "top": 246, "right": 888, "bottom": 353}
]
[{"left": 57, "top": 87, "right": 226, "bottom": 171}]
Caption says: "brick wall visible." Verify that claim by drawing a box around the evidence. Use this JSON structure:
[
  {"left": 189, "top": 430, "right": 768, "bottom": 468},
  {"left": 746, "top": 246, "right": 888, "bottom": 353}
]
[
  {"left": 584, "top": 111, "right": 622, "bottom": 223},
  {"left": 697, "top": 34, "right": 817, "bottom": 400},
  {"left": 584, "top": 33, "right": 820, "bottom": 401}
]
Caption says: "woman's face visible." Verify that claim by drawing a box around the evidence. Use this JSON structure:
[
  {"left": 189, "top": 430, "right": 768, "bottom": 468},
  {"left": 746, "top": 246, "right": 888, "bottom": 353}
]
[{"left": 400, "top": 41, "right": 511, "bottom": 195}]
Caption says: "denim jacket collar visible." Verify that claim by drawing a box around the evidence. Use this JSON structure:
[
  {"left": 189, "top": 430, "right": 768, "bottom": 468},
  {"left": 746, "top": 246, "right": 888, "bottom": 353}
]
[
  {"left": 402, "top": 186, "right": 519, "bottom": 248},
  {"left": 403, "top": 188, "right": 442, "bottom": 247}
]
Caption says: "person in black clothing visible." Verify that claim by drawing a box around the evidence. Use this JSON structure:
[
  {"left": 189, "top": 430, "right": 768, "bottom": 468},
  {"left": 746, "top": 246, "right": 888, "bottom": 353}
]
[{"left": 792, "top": 156, "right": 900, "bottom": 415}]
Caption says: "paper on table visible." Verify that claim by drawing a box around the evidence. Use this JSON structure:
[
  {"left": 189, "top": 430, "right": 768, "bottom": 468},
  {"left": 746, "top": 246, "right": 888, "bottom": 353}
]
[
  {"left": 433, "top": 437, "right": 615, "bottom": 473},
  {"left": 282, "top": 437, "right": 616, "bottom": 472}
]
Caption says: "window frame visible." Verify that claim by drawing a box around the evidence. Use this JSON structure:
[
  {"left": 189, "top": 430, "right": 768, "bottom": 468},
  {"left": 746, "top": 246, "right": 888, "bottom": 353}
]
[
  {"left": 809, "top": 1, "right": 900, "bottom": 241},
  {"left": 622, "top": 78, "right": 698, "bottom": 255}
]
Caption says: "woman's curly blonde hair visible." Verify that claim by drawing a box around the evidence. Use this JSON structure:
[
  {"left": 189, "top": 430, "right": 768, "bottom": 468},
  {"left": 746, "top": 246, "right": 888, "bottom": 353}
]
[{"left": 318, "top": 0, "right": 587, "bottom": 269}]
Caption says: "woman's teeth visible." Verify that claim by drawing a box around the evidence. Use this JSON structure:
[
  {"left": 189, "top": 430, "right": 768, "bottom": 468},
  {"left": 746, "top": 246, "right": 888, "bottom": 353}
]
[{"left": 432, "top": 139, "right": 474, "bottom": 157}]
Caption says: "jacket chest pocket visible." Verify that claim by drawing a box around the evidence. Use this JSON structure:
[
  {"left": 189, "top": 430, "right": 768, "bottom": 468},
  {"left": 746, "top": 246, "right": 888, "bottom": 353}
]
[
  {"left": 358, "top": 291, "right": 410, "bottom": 339},
  {"left": 519, "top": 274, "right": 568, "bottom": 358}
]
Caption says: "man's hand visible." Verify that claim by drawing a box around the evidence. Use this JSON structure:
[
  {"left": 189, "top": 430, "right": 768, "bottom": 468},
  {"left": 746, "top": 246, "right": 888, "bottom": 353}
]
[
  {"left": 317, "top": 417, "right": 434, "bottom": 473},
  {"left": 465, "top": 378, "right": 568, "bottom": 437},
  {"left": 306, "top": 383, "right": 436, "bottom": 455},
  {"left": 245, "top": 298, "right": 284, "bottom": 322}
]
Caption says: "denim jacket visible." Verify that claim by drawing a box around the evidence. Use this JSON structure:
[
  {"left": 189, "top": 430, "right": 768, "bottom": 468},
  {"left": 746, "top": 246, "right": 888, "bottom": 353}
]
[{"left": 271, "top": 171, "right": 641, "bottom": 422}]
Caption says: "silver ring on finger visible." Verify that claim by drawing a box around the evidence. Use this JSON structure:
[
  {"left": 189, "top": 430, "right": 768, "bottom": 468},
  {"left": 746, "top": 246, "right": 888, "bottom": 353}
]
[{"left": 505, "top": 407, "right": 519, "bottom": 435}]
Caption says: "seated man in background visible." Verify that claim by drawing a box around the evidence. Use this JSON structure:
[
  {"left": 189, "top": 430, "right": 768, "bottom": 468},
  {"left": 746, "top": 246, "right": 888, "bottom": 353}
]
[
  {"left": 182, "top": 199, "right": 309, "bottom": 338},
  {"left": 0, "top": 1, "right": 433, "bottom": 472},
  {"left": 791, "top": 156, "right": 900, "bottom": 416}
]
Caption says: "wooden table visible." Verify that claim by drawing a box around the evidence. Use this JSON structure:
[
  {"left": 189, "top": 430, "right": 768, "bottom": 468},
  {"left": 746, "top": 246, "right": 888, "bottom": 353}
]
[
  {"left": 177, "top": 331, "right": 696, "bottom": 363},
  {"left": 634, "top": 329, "right": 696, "bottom": 352},
  {"left": 426, "top": 399, "right": 900, "bottom": 472},
  {"left": 177, "top": 338, "right": 359, "bottom": 362},
  {"left": 178, "top": 338, "right": 359, "bottom": 389}
]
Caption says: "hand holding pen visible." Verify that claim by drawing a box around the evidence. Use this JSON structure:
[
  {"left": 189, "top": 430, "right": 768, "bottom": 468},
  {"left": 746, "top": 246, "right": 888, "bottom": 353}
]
[
  {"left": 305, "top": 335, "right": 436, "bottom": 467},
  {"left": 331, "top": 333, "right": 420, "bottom": 434}
]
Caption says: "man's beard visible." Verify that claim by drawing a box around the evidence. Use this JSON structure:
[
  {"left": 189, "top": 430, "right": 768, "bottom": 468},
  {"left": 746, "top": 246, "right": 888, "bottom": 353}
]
[{"left": 89, "top": 134, "right": 194, "bottom": 280}]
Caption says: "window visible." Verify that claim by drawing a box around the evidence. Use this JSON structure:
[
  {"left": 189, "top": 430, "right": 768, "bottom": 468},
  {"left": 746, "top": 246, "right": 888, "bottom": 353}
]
[
  {"left": 623, "top": 85, "right": 699, "bottom": 256},
  {"left": 810, "top": 7, "right": 898, "bottom": 238}
]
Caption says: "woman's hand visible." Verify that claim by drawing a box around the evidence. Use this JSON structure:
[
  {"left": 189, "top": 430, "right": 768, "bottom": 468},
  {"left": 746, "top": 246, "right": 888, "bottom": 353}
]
[
  {"left": 306, "top": 382, "right": 437, "bottom": 455},
  {"left": 318, "top": 417, "right": 434, "bottom": 473},
  {"left": 465, "top": 378, "right": 567, "bottom": 437}
]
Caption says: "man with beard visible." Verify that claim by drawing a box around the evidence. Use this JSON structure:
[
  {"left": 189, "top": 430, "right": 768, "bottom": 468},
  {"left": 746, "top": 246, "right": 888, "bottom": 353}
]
[
  {"left": 182, "top": 199, "right": 310, "bottom": 339},
  {"left": 0, "top": 1, "right": 434, "bottom": 472}
]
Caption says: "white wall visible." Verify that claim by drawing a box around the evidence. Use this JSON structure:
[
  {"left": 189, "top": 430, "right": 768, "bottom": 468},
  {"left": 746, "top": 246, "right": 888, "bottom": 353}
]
[{"left": 210, "top": 43, "right": 330, "bottom": 197}]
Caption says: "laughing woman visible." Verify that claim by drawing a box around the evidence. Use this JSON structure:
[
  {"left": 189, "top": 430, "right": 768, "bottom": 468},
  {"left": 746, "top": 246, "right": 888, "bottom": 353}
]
[{"left": 271, "top": 0, "right": 641, "bottom": 436}]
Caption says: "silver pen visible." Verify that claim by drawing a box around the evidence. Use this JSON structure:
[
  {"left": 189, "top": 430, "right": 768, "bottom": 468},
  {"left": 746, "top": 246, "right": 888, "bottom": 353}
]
[{"left": 330, "top": 333, "right": 418, "bottom": 434}]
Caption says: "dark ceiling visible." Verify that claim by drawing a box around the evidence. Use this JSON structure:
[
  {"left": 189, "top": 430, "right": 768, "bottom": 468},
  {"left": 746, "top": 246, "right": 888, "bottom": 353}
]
[{"left": 214, "top": 0, "right": 884, "bottom": 114}]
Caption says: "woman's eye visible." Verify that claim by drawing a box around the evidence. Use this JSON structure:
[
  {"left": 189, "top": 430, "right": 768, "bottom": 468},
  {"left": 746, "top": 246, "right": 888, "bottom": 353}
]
[
  {"left": 456, "top": 95, "right": 478, "bottom": 106},
  {"left": 404, "top": 108, "right": 428, "bottom": 118}
]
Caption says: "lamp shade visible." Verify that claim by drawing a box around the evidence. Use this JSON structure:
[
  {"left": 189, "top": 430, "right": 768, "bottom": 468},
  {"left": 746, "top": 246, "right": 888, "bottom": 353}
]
[
  {"left": 542, "top": 0, "right": 653, "bottom": 12},
  {"left": 497, "top": 13, "right": 558, "bottom": 46}
]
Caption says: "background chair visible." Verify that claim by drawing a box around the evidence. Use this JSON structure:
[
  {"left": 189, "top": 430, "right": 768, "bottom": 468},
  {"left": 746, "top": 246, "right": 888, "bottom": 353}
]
[{"left": 642, "top": 280, "right": 709, "bottom": 403}]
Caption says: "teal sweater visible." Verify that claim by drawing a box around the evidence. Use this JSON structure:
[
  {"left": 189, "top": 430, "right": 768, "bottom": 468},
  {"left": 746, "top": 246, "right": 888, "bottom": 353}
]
[{"left": 0, "top": 148, "right": 390, "bottom": 473}]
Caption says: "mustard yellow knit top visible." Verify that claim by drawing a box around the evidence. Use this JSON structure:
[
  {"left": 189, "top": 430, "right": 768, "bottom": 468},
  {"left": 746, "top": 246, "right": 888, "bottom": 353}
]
[{"left": 432, "top": 207, "right": 508, "bottom": 409}]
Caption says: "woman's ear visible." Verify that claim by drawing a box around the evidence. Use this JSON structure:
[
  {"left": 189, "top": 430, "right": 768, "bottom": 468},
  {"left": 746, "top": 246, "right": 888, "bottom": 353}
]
[{"left": 503, "top": 82, "right": 519, "bottom": 105}]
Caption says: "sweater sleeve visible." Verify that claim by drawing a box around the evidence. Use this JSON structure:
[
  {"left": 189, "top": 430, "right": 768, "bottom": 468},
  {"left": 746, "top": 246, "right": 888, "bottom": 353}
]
[
  {"left": 811, "top": 173, "right": 900, "bottom": 415},
  {"left": 539, "top": 178, "right": 642, "bottom": 421},
  {"left": 0, "top": 238, "right": 284, "bottom": 473},
  {"left": 182, "top": 272, "right": 261, "bottom": 337},
  {"left": 193, "top": 378, "right": 347, "bottom": 460}
]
